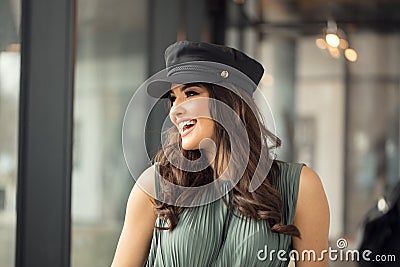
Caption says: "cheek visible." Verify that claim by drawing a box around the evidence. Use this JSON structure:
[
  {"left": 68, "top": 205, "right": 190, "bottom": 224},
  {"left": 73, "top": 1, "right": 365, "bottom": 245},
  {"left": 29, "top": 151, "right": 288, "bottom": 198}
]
[
  {"left": 200, "top": 119, "right": 215, "bottom": 138},
  {"left": 186, "top": 98, "right": 211, "bottom": 118}
]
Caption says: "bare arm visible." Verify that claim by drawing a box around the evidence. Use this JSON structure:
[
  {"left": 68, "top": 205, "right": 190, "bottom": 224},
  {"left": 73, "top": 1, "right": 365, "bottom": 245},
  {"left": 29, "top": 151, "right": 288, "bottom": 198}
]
[
  {"left": 111, "top": 166, "right": 158, "bottom": 267},
  {"left": 292, "top": 166, "right": 330, "bottom": 266}
]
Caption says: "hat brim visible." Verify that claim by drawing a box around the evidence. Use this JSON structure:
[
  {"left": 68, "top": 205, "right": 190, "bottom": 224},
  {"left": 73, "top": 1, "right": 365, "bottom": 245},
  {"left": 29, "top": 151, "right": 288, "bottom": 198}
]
[
  {"left": 147, "top": 71, "right": 224, "bottom": 99},
  {"left": 146, "top": 61, "right": 258, "bottom": 98}
]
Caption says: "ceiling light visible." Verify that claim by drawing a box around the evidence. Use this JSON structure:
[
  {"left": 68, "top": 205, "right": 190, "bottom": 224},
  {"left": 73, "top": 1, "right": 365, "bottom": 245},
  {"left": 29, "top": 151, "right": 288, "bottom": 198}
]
[
  {"left": 344, "top": 48, "right": 358, "bottom": 62},
  {"left": 339, "top": 39, "right": 348, "bottom": 49},
  {"left": 316, "top": 20, "right": 358, "bottom": 62},
  {"left": 326, "top": 33, "right": 340, "bottom": 48},
  {"left": 315, "top": 38, "right": 327, "bottom": 49}
]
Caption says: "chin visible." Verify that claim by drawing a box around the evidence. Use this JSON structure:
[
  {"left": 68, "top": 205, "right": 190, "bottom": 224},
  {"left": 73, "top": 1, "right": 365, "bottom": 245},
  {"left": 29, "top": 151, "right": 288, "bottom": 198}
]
[{"left": 181, "top": 141, "right": 199, "bottom": 151}]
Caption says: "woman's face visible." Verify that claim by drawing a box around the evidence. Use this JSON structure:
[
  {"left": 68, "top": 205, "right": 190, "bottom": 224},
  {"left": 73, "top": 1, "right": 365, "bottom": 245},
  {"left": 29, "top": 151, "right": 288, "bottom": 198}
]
[{"left": 169, "top": 83, "right": 215, "bottom": 150}]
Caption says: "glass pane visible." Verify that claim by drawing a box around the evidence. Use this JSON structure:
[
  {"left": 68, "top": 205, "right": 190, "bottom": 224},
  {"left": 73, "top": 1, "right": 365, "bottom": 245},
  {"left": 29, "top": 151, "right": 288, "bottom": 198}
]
[
  {"left": 71, "top": 1, "right": 148, "bottom": 266},
  {"left": 234, "top": 1, "right": 400, "bottom": 265},
  {"left": 0, "top": 0, "right": 21, "bottom": 266},
  {"left": 346, "top": 33, "right": 400, "bottom": 234}
]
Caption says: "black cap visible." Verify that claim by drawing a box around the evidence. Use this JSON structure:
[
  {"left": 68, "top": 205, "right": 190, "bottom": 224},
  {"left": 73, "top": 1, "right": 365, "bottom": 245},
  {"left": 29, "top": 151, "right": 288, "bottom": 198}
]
[{"left": 147, "top": 40, "right": 264, "bottom": 98}]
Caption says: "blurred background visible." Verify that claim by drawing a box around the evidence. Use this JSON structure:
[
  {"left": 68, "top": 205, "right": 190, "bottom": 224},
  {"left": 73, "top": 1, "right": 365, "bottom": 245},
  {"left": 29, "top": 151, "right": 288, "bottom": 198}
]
[{"left": 0, "top": 0, "right": 399, "bottom": 266}]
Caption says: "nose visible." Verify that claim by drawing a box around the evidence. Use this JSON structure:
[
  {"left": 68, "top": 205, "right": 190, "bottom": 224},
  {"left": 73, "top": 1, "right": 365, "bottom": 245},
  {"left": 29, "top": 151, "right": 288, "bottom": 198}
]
[{"left": 169, "top": 101, "right": 185, "bottom": 122}]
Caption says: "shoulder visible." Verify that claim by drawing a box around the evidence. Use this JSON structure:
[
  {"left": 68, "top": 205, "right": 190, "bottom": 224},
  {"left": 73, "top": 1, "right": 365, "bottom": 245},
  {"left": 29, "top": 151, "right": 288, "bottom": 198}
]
[
  {"left": 112, "top": 166, "right": 158, "bottom": 266},
  {"left": 131, "top": 165, "right": 157, "bottom": 205},
  {"left": 297, "top": 166, "right": 328, "bottom": 209},
  {"left": 292, "top": 166, "right": 330, "bottom": 265},
  {"left": 294, "top": 165, "right": 330, "bottom": 234}
]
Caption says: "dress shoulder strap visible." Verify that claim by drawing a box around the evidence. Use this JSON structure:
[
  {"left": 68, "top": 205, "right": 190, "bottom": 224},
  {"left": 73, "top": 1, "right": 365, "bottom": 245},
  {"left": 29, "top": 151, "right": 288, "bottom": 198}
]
[{"left": 274, "top": 161, "right": 305, "bottom": 225}]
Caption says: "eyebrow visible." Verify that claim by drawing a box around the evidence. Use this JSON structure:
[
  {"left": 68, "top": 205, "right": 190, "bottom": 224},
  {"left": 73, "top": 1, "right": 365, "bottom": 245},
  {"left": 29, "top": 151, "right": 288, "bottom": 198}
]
[{"left": 169, "top": 83, "right": 204, "bottom": 95}]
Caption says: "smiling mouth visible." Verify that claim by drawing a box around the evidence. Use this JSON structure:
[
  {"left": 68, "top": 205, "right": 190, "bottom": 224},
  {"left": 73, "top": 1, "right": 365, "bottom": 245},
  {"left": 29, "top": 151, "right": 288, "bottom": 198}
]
[{"left": 179, "top": 119, "right": 197, "bottom": 137}]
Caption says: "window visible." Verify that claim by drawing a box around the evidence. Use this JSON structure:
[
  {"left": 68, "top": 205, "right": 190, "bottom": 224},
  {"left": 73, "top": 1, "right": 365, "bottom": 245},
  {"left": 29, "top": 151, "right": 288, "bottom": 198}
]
[{"left": 0, "top": 1, "right": 20, "bottom": 266}]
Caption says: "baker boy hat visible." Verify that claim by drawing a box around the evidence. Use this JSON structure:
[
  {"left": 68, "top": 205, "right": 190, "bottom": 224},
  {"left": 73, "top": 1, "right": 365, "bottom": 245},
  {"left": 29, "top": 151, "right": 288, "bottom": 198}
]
[{"left": 147, "top": 40, "right": 264, "bottom": 98}]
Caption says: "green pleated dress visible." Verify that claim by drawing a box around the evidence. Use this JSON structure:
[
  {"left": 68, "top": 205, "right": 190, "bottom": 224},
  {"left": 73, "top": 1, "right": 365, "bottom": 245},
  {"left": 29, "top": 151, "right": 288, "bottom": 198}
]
[{"left": 145, "top": 161, "right": 305, "bottom": 267}]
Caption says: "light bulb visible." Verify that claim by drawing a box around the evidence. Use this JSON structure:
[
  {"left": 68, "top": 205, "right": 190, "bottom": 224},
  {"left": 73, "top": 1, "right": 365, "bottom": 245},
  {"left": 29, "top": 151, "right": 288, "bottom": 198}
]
[
  {"left": 339, "top": 39, "right": 348, "bottom": 49},
  {"left": 316, "top": 38, "right": 327, "bottom": 49},
  {"left": 344, "top": 48, "right": 358, "bottom": 62},
  {"left": 329, "top": 47, "right": 340, "bottom": 58},
  {"left": 326, "top": 34, "right": 340, "bottom": 47}
]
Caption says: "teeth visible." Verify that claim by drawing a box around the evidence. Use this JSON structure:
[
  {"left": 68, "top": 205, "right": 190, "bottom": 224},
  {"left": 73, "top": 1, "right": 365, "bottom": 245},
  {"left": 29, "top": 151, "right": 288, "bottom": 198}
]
[{"left": 178, "top": 119, "right": 196, "bottom": 131}]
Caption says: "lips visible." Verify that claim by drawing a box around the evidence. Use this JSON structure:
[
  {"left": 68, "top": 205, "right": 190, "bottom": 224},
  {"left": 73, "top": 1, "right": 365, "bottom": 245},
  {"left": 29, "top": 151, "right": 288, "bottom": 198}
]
[{"left": 178, "top": 119, "right": 197, "bottom": 137}]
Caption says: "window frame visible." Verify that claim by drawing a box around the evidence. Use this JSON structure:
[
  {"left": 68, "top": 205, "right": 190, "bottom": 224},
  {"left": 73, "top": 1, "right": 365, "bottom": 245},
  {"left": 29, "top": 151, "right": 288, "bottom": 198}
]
[{"left": 16, "top": 0, "right": 76, "bottom": 266}]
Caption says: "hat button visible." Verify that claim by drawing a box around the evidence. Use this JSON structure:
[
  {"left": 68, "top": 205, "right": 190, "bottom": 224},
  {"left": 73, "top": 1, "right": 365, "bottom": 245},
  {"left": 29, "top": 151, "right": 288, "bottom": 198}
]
[{"left": 220, "top": 70, "right": 229, "bottom": 78}]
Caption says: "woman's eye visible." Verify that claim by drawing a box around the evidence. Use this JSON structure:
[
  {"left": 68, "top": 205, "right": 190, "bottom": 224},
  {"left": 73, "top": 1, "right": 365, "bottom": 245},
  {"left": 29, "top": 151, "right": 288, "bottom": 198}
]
[
  {"left": 185, "top": 90, "right": 199, "bottom": 97},
  {"left": 168, "top": 95, "right": 176, "bottom": 102}
]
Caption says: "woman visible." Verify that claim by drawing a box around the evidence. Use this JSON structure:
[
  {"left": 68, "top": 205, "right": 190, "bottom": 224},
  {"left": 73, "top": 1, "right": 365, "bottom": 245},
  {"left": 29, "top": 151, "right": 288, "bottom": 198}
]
[{"left": 112, "top": 41, "right": 329, "bottom": 266}]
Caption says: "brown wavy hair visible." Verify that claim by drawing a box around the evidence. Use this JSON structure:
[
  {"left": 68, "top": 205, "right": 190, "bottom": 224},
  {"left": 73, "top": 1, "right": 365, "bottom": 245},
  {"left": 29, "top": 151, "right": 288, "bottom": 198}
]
[{"left": 153, "top": 83, "right": 300, "bottom": 238}]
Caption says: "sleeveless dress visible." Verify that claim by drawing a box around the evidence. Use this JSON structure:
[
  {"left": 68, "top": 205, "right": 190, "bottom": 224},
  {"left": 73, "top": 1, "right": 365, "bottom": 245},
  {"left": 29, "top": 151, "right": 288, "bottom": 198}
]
[{"left": 145, "top": 161, "right": 305, "bottom": 267}]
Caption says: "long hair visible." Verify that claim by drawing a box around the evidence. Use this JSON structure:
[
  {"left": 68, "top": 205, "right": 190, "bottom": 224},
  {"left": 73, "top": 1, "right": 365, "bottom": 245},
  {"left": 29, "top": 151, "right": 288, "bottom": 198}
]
[{"left": 153, "top": 83, "right": 300, "bottom": 238}]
